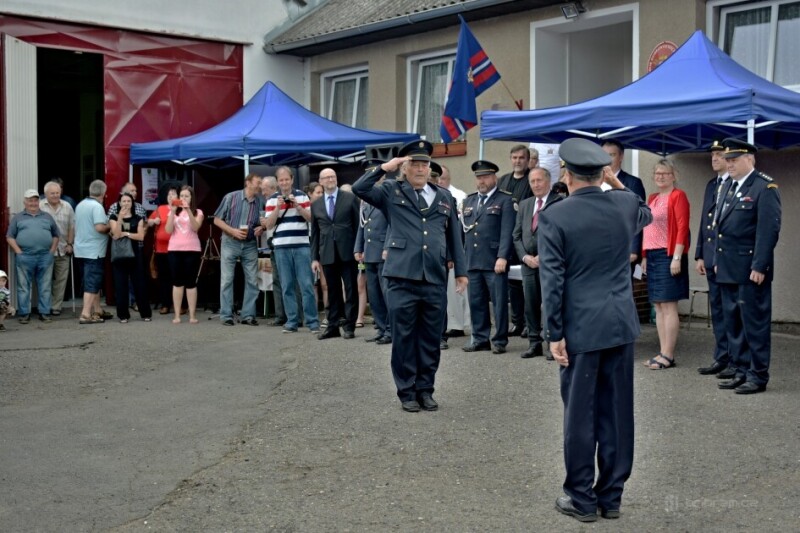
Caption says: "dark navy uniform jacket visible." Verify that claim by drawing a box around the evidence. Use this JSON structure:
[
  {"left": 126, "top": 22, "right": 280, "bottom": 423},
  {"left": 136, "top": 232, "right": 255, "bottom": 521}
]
[
  {"left": 713, "top": 170, "right": 781, "bottom": 284},
  {"left": 538, "top": 187, "right": 652, "bottom": 354},
  {"left": 694, "top": 175, "right": 726, "bottom": 265},
  {"left": 354, "top": 203, "right": 388, "bottom": 264},
  {"left": 461, "top": 189, "right": 515, "bottom": 271},
  {"left": 618, "top": 170, "right": 646, "bottom": 257},
  {"left": 352, "top": 167, "right": 467, "bottom": 284}
]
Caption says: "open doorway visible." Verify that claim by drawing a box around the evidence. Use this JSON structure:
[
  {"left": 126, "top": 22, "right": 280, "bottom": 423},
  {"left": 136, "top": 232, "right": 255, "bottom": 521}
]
[{"left": 37, "top": 48, "right": 103, "bottom": 203}]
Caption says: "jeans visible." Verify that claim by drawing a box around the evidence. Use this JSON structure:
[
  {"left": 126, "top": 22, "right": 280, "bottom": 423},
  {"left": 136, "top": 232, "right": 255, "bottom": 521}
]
[
  {"left": 220, "top": 237, "right": 260, "bottom": 321},
  {"left": 273, "top": 246, "right": 319, "bottom": 331},
  {"left": 15, "top": 252, "right": 55, "bottom": 316}
]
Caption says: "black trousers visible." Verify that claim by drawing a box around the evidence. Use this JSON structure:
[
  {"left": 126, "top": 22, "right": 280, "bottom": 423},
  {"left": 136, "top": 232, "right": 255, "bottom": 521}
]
[
  {"left": 112, "top": 254, "right": 152, "bottom": 320},
  {"left": 508, "top": 278, "right": 525, "bottom": 328},
  {"left": 719, "top": 280, "right": 772, "bottom": 385},
  {"left": 706, "top": 269, "right": 730, "bottom": 365},
  {"left": 386, "top": 277, "right": 446, "bottom": 402},
  {"left": 322, "top": 259, "right": 358, "bottom": 332},
  {"left": 561, "top": 342, "right": 634, "bottom": 514},
  {"left": 468, "top": 270, "right": 509, "bottom": 347},
  {"left": 155, "top": 253, "right": 172, "bottom": 308},
  {"left": 365, "top": 262, "right": 389, "bottom": 337},
  {"left": 522, "top": 270, "right": 544, "bottom": 348}
]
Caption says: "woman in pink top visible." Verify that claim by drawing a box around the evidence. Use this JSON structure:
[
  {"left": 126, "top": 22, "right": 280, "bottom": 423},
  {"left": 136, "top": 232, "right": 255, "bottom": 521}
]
[
  {"left": 166, "top": 185, "right": 204, "bottom": 324},
  {"left": 149, "top": 186, "right": 179, "bottom": 314}
]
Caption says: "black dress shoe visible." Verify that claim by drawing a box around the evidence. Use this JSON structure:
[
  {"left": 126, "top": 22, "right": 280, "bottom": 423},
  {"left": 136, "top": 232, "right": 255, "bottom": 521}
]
[
  {"left": 599, "top": 508, "right": 620, "bottom": 519},
  {"left": 462, "top": 342, "right": 491, "bottom": 352},
  {"left": 418, "top": 394, "right": 438, "bottom": 411},
  {"left": 318, "top": 327, "right": 341, "bottom": 340},
  {"left": 717, "top": 367, "right": 737, "bottom": 379},
  {"left": 555, "top": 496, "right": 597, "bottom": 523},
  {"left": 718, "top": 376, "right": 746, "bottom": 389},
  {"left": 698, "top": 360, "right": 728, "bottom": 375},
  {"left": 508, "top": 325, "right": 524, "bottom": 337},
  {"left": 520, "top": 327, "right": 528, "bottom": 338},
  {"left": 734, "top": 381, "right": 767, "bottom": 395},
  {"left": 445, "top": 329, "right": 465, "bottom": 338},
  {"left": 365, "top": 333, "right": 382, "bottom": 342},
  {"left": 343, "top": 330, "right": 355, "bottom": 339},
  {"left": 440, "top": 339, "right": 449, "bottom": 350},
  {"left": 376, "top": 336, "right": 392, "bottom": 345},
  {"left": 492, "top": 345, "right": 506, "bottom": 354},
  {"left": 521, "top": 345, "right": 544, "bottom": 359},
  {"left": 401, "top": 400, "right": 420, "bottom": 412}
]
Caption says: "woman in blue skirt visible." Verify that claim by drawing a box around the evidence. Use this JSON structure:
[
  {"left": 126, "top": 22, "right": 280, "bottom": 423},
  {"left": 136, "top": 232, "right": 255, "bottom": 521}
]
[{"left": 641, "top": 159, "right": 690, "bottom": 369}]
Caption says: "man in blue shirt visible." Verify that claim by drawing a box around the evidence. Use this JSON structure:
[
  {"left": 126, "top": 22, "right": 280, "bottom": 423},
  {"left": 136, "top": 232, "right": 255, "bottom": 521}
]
[{"left": 6, "top": 189, "right": 60, "bottom": 323}]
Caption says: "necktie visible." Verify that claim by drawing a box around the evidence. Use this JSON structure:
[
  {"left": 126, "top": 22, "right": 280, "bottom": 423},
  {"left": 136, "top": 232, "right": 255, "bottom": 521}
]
[
  {"left": 327, "top": 195, "right": 335, "bottom": 219},
  {"left": 714, "top": 177, "right": 723, "bottom": 205},
  {"left": 415, "top": 188, "right": 428, "bottom": 210},
  {"left": 531, "top": 197, "right": 543, "bottom": 232},
  {"left": 721, "top": 181, "right": 738, "bottom": 216},
  {"left": 478, "top": 194, "right": 487, "bottom": 212}
]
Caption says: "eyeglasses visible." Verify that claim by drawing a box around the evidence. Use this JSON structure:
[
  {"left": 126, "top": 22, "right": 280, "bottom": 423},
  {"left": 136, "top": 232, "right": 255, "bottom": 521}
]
[{"left": 654, "top": 172, "right": 674, "bottom": 176}]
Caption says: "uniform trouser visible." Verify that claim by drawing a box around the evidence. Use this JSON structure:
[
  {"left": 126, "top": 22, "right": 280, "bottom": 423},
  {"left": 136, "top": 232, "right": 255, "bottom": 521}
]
[
  {"left": 386, "top": 277, "right": 445, "bottom": 402},
  {"left": 322, "top": 259, "right": 358, "bottom": 332},
  {"left": 522, "top": 269, "right": 544, "bottom": 348},
  {"left": 719, "top": 281, "right": 772, "bottom": 386},
  {"left": 365, "top": 261, "right": 389, "bottom": 337},
  {"left": 706, "top": 269, "right": 730, "bottom": 365},
  {"left": 50, "top": 254, "right": 71, "bottom": 312},
  {"left": 468, "top": 270, "right": 509, "bottom": 347},
  {"left": 561, "top": 342, "right": 634, "bottom": 514},
  {"left": 508, "top": 278, "right": 525, "bottom": 328},
  {"left": 446, "top": 269, "right": 470, "bottom": 331}
]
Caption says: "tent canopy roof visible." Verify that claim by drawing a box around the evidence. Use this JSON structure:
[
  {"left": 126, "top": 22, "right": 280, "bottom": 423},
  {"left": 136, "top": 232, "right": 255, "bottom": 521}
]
[
  {"left": 480, "top": 31, "right": 800, "bottom": 154},
  {"left": 130, "top": 81, "right": 418, "bottom": 166}
]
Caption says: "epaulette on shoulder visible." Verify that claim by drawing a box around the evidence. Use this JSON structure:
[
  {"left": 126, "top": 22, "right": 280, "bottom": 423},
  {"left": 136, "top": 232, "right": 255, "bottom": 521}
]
[
  {"left": 756, "top": 171, "right": 774, "bottom": 182},
  {"left": 499, "top": 190, "right": 513, "bottom": 196}
]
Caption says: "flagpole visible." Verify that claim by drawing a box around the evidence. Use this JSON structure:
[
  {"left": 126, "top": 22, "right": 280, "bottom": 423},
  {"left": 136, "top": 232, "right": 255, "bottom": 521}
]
[{"left": 499, "top": 79, "right": 523, "bottom": 110}]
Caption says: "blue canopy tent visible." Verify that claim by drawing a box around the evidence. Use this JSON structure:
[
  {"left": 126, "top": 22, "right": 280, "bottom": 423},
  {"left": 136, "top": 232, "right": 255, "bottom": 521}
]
[
  {"left": 130, "top": 81, "right": 418, "bottom": 171},
  {"left": 480, "top": 31, "right": 800, "bottom": 155}
]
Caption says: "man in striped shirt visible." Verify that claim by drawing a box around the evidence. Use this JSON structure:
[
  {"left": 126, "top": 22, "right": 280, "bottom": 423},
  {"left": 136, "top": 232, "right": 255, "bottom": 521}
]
[{"left": 263, "top": 166, "right": 320, "bottom": 333}]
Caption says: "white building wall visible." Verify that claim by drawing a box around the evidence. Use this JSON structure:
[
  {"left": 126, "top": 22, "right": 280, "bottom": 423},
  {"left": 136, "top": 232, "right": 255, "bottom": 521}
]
[{"left": 0, "top": 0, "right": 306, "bottom": 101}]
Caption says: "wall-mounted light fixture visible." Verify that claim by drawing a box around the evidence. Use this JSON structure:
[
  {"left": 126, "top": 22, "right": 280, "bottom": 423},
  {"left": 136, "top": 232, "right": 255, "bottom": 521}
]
[{"left": 560, "top": 1, "right": 587, "bottom": 19}]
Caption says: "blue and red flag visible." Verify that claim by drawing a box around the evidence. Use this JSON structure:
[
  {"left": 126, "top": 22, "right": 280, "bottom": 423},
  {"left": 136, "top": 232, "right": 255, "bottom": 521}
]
[{"left": 439, "top": 16, "right": 501, "bottom": 143}]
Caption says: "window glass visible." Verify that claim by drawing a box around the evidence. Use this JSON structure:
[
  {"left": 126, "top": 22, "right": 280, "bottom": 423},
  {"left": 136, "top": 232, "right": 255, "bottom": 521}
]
[
  {"left": 775, "top": 2, "right": 800, "bottom": 86},
  {"left": 724, "top": 6, "right": 771, "bottom": 79}
]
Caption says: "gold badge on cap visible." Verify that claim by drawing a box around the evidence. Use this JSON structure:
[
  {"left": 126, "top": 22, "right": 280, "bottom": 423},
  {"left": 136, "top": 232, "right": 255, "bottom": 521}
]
[{"left": 418, "top": 141, "right": 425, "bottom": 148}]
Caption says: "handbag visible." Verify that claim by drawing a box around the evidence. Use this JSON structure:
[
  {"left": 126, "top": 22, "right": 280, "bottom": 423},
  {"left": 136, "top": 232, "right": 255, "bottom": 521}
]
[
  {"left": 110, "top": 236, "right": 134, "bottom": 262},
  {"left": 149, "top": 252, "right": 158, "bottom": 279}
]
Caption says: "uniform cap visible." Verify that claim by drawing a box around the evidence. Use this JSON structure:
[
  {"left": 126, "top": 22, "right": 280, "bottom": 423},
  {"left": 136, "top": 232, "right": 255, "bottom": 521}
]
[
  {"left": 721, "top": 138, "right": 757, "bottom": 158},
  {"left": 398, "top": 140, "right": 433, "bottom": 161},
  {"left": 24, "top": 189, "right": 40, "bottom": 198},
  {"left": 429, "top": 161, "right": 443, "bottom": 178},
  {"left": 709, "top": 139, "right": 725, "bottom": 152},
  {"left": 559, "top": 138, "right": 611, "bottom": 175},
  {"left": 471, "top": 160, "right": 499, "bottom": 176}
]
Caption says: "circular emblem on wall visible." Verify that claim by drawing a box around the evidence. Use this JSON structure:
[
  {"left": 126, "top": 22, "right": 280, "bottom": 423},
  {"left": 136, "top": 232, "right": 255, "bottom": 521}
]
[{"left": 647, "top": 41, "right": 678, "bottom": 73}]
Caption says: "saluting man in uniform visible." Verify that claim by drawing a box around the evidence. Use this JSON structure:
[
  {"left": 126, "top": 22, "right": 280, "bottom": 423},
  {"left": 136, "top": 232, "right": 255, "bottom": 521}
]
[
  {"left": 460, "top": 160, "right": 515, "bottom": 354},
  {"left": 352, "top": 140, "right": 468, "bottom": 413},
  {"left": 713, "top": 138, "right": 781, "bottom": 395},
  {"left": 538, "top": 138, "right": 652, "bottom": 522},
  {"left": 695, "top": 140, "right": 732, "bottom": 375}
]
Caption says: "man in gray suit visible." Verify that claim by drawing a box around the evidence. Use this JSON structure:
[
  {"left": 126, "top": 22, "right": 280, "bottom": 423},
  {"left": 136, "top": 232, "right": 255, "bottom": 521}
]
[
  {"left": 513, "top": 166, "right": 556, "bottom": 359},
  {"left": 538, "top": 138, "right": 652, "bottom": 523}
]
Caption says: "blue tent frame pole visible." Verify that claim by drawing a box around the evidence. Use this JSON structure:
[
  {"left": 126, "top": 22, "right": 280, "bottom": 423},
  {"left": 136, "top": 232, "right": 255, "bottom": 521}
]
[
  {"left": 747, "top": 119, "right": 755, "bottom": 144},
  {"left": 244, "top": 154, "right": 250, "bottom": 176},
  {"left": 479, "top": 139, "right": 485, "bottom": 160}
]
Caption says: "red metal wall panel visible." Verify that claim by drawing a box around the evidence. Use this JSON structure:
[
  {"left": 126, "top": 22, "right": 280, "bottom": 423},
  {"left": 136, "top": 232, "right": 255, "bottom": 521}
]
[{"left": 0, "top": 14, "right": 243, "bottom": 208}]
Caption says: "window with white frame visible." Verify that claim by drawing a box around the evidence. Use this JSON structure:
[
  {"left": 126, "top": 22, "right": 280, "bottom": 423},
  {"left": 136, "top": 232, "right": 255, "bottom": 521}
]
[
  {"left": 720, "top": 0, "right": 800, "bottom": 89},
  {"left": 322, "top": 69, "right": 369, "bottom": 128},
  {"left": 409, "top": 52, "right": 456, "bottom": 142}
]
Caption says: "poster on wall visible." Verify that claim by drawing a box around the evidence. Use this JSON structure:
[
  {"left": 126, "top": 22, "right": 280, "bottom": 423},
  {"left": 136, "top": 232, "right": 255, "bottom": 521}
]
[{"left": 141, "top": 168, "right": 159, "bottom": 210}]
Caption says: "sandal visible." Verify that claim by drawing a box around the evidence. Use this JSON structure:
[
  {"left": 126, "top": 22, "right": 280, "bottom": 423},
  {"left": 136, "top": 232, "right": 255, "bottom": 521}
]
[
  {"left": 189, "top": 318, "right": 199, "bottom": 324},
  {"left": 644, "top": 353, "right": 663, "bottom": 367},
  {"left": 119, "top": 319, "right": 128, "bottom": 324},
  {"left": 649, "top": 354, "right": 676, "bottom": 370},
  {"left": 79, "top": 315, "right": 104, "bottom": 324},
  {"left": 355, "top": 321, "right": 365, "bottom": 328}
]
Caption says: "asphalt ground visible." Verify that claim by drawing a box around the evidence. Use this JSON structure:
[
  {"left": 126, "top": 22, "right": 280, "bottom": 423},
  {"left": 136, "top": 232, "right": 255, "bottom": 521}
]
[{"left": 1, "top": 309, "right": 798, "bottom": 532}]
